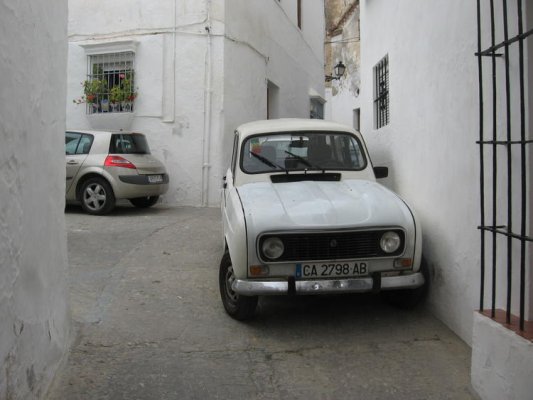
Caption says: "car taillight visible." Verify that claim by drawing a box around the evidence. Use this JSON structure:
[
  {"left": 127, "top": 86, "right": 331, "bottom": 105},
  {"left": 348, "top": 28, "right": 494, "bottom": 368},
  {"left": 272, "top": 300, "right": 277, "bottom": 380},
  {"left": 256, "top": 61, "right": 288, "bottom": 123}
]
[{"left": 104, "top": 155, "right": 137, "bottom": 169}]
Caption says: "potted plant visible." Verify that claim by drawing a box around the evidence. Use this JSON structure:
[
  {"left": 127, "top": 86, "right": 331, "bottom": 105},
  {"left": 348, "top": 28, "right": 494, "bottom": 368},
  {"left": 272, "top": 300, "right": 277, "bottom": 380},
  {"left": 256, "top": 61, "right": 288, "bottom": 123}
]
[
  {"left": 74, "top": 79, "right": 107, "bottom": 113},
  {"left": 120, "top": 75, "right": 137, "bottom": 112},
  {"left": 109, "top": 85, "right": 125, "bottom": 112}
]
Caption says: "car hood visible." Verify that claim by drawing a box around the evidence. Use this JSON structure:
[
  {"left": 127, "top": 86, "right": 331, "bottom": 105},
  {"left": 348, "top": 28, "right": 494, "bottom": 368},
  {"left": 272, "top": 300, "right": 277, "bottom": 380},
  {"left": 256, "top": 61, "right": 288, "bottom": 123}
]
[{"left": 237, "top": 179, "right": 414, "bottom": 234}]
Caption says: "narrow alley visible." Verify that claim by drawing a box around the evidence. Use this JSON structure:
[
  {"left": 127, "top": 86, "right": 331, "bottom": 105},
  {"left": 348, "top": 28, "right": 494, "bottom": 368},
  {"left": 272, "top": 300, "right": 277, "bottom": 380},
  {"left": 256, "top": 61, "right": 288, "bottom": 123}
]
[{"left": 47, "top": 205, "right": 476, "bottom": 400}]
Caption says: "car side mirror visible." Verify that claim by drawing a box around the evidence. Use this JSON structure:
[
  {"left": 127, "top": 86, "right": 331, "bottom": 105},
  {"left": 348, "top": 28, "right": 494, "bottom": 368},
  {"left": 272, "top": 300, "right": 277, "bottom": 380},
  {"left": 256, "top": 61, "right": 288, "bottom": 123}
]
[{"left": 373, "top": 166, "right": 389, "bottom": 179}]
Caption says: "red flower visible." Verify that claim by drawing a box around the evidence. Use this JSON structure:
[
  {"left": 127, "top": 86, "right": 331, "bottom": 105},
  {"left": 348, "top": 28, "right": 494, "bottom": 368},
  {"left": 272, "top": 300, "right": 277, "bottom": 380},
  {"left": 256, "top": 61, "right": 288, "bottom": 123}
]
[{"left": 119, "top": 73, "right": 125, "bottom": 79}]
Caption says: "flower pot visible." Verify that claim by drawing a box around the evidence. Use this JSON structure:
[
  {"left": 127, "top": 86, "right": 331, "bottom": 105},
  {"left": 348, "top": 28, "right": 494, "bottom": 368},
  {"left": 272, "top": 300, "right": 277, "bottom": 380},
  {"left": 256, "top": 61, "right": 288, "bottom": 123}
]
[
  {"left": 101, "top": 99, "right": 110, "bottom": 113},
  {"left": 111, "top": 102, "right": 120, "bottom": 112},
  {"left": 121, "top": 101, "right": 133, "bottom": 112}
]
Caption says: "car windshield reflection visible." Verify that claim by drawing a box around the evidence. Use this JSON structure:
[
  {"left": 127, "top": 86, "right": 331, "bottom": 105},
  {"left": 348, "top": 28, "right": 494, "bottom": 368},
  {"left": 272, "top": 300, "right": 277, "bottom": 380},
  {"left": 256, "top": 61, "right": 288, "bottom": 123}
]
[{"left": 240, "top": 132, "right": 367, "bottom": 174}]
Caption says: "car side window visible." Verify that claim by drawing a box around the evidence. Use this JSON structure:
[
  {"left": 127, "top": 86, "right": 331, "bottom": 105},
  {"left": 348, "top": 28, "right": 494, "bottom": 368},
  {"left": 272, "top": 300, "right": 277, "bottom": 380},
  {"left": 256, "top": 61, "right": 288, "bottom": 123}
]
[
  {"left": 76, "top": 134, "right": 94, "bottom": 155},
  {"left": 65, "top": 132, "right": 82, "bottom": 155}
]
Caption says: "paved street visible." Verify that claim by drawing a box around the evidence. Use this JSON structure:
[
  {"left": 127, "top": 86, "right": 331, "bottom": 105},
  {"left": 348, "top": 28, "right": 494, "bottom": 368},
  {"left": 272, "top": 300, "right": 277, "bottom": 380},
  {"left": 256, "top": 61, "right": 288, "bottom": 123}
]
[{"left": 47, "top": 204, "right": 477, "bottom": 400}]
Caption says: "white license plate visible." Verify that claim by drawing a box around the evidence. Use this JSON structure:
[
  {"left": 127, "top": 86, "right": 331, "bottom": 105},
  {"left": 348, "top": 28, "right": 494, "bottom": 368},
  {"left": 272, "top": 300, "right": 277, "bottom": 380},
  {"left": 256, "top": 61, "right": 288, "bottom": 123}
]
[
  {"left": 295, "top": 262, "right": 369, "bottom": 279},
  {"left": 148, "top": 174, "right": 163, "bottom": 183}
]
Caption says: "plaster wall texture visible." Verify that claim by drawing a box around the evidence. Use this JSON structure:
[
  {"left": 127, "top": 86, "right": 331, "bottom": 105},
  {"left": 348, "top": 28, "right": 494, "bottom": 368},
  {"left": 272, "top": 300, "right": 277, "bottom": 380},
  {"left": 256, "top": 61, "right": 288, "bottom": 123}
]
[
  {"left": 219, "top": 0, "right": 325, "bottom": 175},
  {"left": 0, "top": 1, "right": 70, "bottom": 399},
  {"left": 360, "top": 0, "right": 482, "bottom": 345},
  {"left": 325, "top": 86, "right": 360, "bottom": 129},
  {"left": 67, "top": 0, "right": 324, "bottom": 206},
  {"left": 471, "top": 312, "right": 533, "bottom": 400}
]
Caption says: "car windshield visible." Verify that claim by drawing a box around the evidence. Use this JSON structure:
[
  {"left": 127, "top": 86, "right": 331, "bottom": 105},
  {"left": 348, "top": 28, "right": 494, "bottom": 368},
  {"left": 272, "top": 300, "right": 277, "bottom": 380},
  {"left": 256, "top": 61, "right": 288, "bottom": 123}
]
[
  {"left": 109, "top": 133, "right": 151, "bottom": 154},
  {"left": 240, "top": 132, "right": 367, "bottom": 174}
]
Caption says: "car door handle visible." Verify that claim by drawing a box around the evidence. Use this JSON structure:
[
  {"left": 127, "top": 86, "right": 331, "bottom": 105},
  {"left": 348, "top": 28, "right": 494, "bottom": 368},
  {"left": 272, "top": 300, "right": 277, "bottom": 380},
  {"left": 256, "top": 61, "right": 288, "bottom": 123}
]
[{"left": 67, "top": 160, "right": 78, "bottom": 165}]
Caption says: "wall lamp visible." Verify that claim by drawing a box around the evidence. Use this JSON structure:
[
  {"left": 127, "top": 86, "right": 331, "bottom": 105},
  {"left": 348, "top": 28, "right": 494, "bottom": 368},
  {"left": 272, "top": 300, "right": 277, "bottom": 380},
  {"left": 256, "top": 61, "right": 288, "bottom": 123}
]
[{"left": 325, "top": 61, "right": 346, "bottom": 82}]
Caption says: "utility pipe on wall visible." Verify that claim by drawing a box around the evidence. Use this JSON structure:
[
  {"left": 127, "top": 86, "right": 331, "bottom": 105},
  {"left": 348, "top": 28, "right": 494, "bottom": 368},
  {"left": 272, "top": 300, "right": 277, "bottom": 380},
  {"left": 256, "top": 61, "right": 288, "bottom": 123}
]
[
  {"left": 201, "top": 0, "right": 213, "bottom": 206},
  {"left": 163, "top": 0, "right": 177, "bottom": 122}
]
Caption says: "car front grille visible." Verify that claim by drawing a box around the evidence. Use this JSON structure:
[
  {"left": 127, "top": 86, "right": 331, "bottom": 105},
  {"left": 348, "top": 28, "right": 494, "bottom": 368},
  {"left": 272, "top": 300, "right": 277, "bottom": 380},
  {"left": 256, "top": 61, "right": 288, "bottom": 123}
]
[{"left": 258, "top": 230, "right": 405, "bottom": 262}]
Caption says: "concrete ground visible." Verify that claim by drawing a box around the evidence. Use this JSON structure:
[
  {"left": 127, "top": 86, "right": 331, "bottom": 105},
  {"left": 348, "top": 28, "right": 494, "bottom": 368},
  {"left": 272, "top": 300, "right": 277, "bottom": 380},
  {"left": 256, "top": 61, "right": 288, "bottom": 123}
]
[{"left": 47, "top": 204, "right": 477, "bottom": 400}]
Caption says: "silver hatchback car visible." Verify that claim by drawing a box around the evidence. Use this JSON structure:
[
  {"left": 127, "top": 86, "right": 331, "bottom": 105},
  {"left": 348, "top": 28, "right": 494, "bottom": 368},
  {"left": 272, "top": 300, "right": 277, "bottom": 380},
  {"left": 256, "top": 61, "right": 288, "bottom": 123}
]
[{"left": 65, "top": 130, "right": 169, "bottom": 215}]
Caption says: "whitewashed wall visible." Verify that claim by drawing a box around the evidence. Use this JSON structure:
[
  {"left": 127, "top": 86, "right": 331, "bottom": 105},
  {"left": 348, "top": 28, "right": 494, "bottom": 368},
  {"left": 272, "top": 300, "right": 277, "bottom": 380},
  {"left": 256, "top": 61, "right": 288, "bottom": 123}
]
[
  {"left": 67, "top": 0, "right": 225, "bottom": 206},
  {"left": 359, "top": 1, "right": 532, "bottom": 398},
  {"left": 223, "top": 0, "right": 326, "bottom": 166},
  {"left": 325, "top": 3, "right": 361, "bottom": 129},
  {"left": 0, "top": 1, "right": 70, "bottom": 399},
  {"left": 67, "top": 0, "right": 325, "bottom": 206},
  {"left": 360, "top": 0, "right": 481, "bottom": 344}
]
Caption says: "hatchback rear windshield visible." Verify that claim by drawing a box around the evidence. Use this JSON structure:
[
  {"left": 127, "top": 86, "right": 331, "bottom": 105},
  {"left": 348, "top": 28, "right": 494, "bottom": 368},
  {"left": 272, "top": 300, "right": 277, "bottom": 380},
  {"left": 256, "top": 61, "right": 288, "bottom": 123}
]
[{"left": 109, "top": 133, "right": 151, "bottom": 154}]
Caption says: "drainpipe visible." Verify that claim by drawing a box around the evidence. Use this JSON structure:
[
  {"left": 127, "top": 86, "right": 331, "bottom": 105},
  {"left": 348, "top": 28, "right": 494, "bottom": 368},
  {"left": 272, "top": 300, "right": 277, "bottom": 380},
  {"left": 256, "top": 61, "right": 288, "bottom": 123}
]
[
  {"left": 163, "top": 0, "right": 177, "bottom": 123},
  {"left": 201, "top": 0, "right": 213, "bottom": 206}
]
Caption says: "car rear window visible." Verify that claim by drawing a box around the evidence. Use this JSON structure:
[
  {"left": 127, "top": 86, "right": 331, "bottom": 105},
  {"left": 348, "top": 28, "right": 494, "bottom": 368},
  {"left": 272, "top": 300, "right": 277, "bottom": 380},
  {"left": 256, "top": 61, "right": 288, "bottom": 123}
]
[{"left": 109, "top": 133, "right": 151, "bottom": 154}]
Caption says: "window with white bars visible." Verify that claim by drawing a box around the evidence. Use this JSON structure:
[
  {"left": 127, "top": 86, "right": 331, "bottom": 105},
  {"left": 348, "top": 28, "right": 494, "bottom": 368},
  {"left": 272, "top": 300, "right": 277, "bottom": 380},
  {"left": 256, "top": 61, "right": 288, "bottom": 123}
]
[
  {"left": 84, "top": 52, "right": 136, "bottom": 114},
  {"left": 373, "top": 55, "right": 389, "bottom": 129}
]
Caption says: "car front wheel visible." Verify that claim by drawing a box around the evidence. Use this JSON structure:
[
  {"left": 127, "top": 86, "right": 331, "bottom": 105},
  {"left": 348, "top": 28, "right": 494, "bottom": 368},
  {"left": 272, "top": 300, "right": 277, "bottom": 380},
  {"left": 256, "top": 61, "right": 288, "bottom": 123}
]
[
  {"left": 80, "top": 177, "right": 115, "bottom": 215},
  {"left": 219, "top": 253, "right": 258, "bottom": 320},
  {"left": 129, "top": 196, "right": 159, "bottom": 208}
]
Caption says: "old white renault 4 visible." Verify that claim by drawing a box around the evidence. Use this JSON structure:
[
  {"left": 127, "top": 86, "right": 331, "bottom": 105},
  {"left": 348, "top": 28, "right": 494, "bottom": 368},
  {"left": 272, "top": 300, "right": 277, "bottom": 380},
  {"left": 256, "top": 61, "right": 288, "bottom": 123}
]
[{"left": 220, "top": 119, "right": 427, "bottom": 320}]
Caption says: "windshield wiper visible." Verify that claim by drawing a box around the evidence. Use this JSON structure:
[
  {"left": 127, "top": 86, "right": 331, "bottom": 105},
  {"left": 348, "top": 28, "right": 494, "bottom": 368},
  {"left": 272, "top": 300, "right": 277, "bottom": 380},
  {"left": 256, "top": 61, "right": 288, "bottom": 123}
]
[
  {"left": 249, "top": 151, "right": 286, "bottom": 171},
  {"left": 284, "top": 150, "right": 324, "bottom": 172}
]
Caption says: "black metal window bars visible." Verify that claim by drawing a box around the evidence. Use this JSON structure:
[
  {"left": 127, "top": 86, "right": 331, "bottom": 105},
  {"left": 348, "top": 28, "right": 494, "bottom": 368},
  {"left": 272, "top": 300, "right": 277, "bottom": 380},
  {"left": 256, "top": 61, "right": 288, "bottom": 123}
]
[
  {"left": 373, "top": 55, "right": 389, "bottom": 129},
  {"left": 476, "top": 0, "right": 532, "bottom": 331}
]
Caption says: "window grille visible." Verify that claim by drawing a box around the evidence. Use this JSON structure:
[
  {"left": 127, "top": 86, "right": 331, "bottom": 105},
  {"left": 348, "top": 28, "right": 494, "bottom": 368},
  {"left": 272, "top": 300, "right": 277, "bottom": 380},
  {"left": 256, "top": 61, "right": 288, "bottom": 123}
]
[
  {"left": 85, "top": 52, "right": 136, "bottom": 114},
  {"left": 373, "top": 55, "right": 389, "bottom": 129},
  {"left": 476, "top": 0, "right": 532, "bottom": 333}
]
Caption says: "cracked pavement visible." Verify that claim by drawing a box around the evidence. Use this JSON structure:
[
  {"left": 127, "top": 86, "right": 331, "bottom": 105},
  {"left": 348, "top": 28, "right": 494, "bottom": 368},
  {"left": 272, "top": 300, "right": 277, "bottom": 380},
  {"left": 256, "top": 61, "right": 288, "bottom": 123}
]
[{"left": 46, "top": 204, "right": 477, "bottom": 400}]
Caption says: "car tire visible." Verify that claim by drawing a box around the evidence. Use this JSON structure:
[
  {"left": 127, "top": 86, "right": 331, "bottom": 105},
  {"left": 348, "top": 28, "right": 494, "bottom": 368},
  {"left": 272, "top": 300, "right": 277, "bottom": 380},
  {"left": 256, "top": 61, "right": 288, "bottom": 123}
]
[
  {"left": 80, "top": 177, "right": 116, "bottom": 215},
  {"left": 219, "top": 252, "right": 258, "bottom": 320},
  {"left": 129, "top": 196, "right": 159, "bottom": 208},
  {"left": 382, "top": 258, "right": 429, "bottom": 309}
]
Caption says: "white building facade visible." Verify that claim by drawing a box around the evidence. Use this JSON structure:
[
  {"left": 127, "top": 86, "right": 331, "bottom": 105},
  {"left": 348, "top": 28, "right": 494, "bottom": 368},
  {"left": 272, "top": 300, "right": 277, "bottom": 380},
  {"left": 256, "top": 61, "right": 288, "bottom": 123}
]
[
  {"left": 324, "top": 0, "right": 361, "bottom": 129},
  {"left": 67, "top": 0, "right": 325, "bottom": 207},
  {"left": 0, "top": 1, "right": 70, "bottom": 399},
  {"left": 358, "top": 1, "right": 532, "bottom": 399}
]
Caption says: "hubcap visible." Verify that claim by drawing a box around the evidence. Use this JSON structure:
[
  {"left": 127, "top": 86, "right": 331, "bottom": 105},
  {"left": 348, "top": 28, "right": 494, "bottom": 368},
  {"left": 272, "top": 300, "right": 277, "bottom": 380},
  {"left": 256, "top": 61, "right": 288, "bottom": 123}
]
[
  {"left": 225, "top": 265, "right": 239, "bottom": 303},
  {"left": 83, "top": 183, "right": 106, "bottom": 211}
]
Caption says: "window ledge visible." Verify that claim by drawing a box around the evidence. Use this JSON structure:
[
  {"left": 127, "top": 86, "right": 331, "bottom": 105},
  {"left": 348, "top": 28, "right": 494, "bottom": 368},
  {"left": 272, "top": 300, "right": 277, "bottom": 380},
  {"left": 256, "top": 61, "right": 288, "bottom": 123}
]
[
  {"left": 80, "top": 40, "right": 138, "bottom": 55},
  {"left": 479, "top": 309, "right": 533, "bottom": 342},
  {"left": 87, "top": 112, "right": 134, "bottom": 131}
]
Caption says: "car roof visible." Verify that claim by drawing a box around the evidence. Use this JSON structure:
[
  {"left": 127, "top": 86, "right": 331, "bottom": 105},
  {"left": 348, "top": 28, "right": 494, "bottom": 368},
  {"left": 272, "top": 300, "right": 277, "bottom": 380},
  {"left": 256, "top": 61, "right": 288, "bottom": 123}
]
[
  {"left": 236, "top": 118, "right": 358, "bottom": 138},
  {"left": 66, "top": 130, "right": 140, "bottom": 136}
]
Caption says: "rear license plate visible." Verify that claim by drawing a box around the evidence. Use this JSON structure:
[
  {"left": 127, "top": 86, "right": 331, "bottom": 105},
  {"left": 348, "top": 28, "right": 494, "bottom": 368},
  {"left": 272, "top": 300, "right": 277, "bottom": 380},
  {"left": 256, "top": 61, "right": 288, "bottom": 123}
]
[
  {"left": 295, "top": 262, "right": 369, "bottom": 279},
  {"left": 148, "top": 174, "right": 163, "bottom": 183}
]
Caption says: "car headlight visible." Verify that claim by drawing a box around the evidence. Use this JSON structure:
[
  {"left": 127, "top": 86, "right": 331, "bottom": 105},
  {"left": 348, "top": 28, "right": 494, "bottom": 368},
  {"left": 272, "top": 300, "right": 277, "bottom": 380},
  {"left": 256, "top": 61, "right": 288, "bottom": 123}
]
[
  {"left": 262, "top": 237, "right": 284, "bottom": 260},
  {"left": 380, "top": 231, "right": 401, "bottom": 254}
]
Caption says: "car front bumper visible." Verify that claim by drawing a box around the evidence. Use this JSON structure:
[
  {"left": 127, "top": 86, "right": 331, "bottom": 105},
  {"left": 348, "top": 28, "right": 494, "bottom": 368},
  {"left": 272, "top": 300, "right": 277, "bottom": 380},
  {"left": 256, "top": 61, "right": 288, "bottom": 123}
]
[{"left": 232, "top": 272, "right": 425, "bottom": 296}]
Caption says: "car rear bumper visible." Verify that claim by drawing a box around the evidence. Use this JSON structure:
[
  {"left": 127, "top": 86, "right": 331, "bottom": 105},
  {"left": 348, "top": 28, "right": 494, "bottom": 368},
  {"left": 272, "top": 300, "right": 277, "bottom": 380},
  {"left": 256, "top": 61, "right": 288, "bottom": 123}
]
[
  {"left": 232, "top": 272, "right": 425, "bottom": 296},
  {"left": 118, "top": 173, "right": 169, "bottom": 185},
  {"left": 114, "top": 174, "right": 169, "bottom": 199}
]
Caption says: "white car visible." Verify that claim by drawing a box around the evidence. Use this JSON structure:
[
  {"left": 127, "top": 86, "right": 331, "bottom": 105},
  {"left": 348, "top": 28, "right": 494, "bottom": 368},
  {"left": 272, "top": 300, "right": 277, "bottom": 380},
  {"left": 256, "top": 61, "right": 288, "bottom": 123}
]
[{"left": 220, "top": 119, "right": 427, "bottom": 320}]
